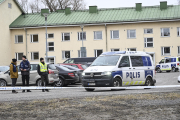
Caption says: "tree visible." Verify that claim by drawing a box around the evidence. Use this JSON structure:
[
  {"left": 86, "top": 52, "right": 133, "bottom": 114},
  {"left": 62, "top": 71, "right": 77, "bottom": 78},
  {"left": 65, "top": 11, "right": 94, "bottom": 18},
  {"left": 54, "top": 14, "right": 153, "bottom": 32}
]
[
  {"left": 71, "top": 0, "right": 86, "bottom": 10},
  {"left": 18, "top": 0, "right": 29, "bottom": 13},
  {"left": 29, "top": 0, "right": 42, "bottom": 13}
]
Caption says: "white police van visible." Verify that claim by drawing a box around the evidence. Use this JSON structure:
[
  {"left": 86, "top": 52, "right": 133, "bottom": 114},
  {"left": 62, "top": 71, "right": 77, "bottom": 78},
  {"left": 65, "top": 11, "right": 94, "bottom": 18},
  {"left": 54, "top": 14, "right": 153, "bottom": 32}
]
[
  {"left": 82, "top": 51, "right": 156, "bottom": 91},
  {"left": 156, "top": 57, "right": 180, "bottom": 73}
]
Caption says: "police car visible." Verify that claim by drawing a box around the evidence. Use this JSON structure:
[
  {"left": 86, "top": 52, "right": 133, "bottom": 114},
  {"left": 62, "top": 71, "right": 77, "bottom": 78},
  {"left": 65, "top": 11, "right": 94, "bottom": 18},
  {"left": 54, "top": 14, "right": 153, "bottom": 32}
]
[
  {"left": 82, "top": 51, "right": 156, "bottom": 91},
  {"left": 156, "top": 57, "right": 180, "bottom": 73}
]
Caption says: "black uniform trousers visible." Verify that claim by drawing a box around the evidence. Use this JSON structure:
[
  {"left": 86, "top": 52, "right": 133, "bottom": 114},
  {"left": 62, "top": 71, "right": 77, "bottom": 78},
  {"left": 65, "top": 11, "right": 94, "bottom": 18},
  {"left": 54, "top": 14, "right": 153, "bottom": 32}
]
[
  {"left": 22, "top": 75, "right": 29, "bottom": 86},
  {"left": 11, "top": 78, "right": 17, "bottom": 92},
  {"left": 41, "top": 74, "right": 49, "bottom": 90}
]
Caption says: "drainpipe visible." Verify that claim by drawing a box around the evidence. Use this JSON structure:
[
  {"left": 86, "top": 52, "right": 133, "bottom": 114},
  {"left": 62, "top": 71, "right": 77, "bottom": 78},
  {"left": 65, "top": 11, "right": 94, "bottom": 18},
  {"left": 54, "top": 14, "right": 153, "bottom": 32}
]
[
  {"left": 105, "top": 24, "right": 108, "bottom": 52},
  {"left": 24, "top": 28, "right": 27, "bottom": 56}
]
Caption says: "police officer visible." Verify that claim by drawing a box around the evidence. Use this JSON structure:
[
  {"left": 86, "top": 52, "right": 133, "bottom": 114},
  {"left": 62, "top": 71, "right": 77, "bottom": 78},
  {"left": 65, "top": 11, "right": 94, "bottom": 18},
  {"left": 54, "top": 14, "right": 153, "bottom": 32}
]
[
  {"left": 37, "top": 58, "right": 49, "bottom": 92},
  {"left": 20, "top": 55, "right": 31, "bottom": 93}
]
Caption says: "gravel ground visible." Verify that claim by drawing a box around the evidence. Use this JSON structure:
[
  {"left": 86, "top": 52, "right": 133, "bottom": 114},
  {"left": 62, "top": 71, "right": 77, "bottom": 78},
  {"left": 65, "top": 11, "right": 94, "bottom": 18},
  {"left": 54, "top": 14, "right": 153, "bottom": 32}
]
[{"left": 1, "top": 92, "right": 180, "bottom": 120}]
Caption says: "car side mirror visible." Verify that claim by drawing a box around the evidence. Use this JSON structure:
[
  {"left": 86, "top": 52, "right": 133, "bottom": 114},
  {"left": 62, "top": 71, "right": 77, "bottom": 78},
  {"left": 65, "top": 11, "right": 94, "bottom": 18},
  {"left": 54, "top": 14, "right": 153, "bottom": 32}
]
[
  {"left": 159, "top": 62, "right": 161, "bottom": 64},
  {"left": 119, "top": 63, "right": 128, "bottom": 68}
]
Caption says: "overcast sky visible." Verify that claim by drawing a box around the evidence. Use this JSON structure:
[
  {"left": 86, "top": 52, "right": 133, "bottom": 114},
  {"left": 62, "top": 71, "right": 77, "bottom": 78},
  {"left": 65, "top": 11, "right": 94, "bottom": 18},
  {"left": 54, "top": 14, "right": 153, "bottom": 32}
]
[{"left": 85, "top": 0, "right": 179, "bottom": 9}]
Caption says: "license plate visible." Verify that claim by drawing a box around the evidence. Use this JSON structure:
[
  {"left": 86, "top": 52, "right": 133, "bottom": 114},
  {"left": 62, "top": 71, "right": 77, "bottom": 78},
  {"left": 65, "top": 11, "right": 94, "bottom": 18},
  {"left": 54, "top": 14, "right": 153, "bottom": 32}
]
[{"left": 88, "top": 83, "right": 95, "bottom": 85}]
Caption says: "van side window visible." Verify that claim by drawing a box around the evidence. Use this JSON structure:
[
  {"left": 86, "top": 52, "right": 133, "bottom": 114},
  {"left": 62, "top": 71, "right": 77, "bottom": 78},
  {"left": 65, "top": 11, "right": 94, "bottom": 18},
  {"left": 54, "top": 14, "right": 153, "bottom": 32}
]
[
  {"left": 142, "top": 56, "right": 152, "bottom": 66},
  {"left": 119, "top": 56, "right": 130, "bottom": 67},
  {"left": 130, "top": 56, "right": 143, "bottom": 67},
  {"left": 165, "top": 59, "right": 170, "bottom": 63}
]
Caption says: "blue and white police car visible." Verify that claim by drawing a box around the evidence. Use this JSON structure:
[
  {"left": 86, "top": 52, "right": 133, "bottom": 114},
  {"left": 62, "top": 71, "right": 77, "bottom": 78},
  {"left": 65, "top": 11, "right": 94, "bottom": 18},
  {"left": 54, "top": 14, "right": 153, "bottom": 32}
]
[
  {"left": 82, "top": 51, "right": 156, "bottom": 91},
  {"left": 156, "top": 57, "right": 180, "bottom": 73}
]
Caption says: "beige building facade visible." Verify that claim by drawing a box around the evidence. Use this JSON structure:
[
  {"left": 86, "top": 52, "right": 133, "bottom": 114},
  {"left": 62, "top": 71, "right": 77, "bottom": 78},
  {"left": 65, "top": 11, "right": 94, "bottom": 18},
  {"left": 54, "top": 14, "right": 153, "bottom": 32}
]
[
  {"left": 10, "top": 21, "right": 180, "bottom": 65},
  {"left": 0, "top": 0, "right": 22, "bottom": 66}
]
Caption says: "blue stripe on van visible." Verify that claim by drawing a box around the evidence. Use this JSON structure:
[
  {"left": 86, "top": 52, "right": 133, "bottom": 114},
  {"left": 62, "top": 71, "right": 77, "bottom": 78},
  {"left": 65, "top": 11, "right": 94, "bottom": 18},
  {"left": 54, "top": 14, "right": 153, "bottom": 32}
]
[
  {"left": 171, "top": 58, "right": 176, "bottom": 62},
  {"left": 171, "top": 64, "right": 176, "bottom": 67},
  {"left": 112, "top": 71, "right": 123, "bottom": 79},
  {"left": 142, "top": 56, "right": 152, "bottom": 66}
]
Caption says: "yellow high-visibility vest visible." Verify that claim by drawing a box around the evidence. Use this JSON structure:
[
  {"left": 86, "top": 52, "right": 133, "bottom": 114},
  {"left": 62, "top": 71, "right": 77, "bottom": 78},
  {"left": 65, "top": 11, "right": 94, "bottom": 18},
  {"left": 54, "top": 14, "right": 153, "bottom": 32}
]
[{"left": 39, "top": 63, "right": 47, "bottom": 72}]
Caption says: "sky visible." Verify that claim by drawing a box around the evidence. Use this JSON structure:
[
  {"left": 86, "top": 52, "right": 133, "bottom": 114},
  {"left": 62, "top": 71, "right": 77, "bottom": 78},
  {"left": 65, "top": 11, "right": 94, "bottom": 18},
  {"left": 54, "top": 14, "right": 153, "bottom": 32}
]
[{"left": 85, "top": 0, "right": 179, "bottom": 9}]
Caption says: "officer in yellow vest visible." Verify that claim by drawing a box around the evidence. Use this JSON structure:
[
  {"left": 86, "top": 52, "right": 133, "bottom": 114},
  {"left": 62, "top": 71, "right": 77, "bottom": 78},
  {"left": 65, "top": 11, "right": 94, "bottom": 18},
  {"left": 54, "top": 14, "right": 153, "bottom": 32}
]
[{"left": 37, "top": 58, "right": 49, "bottom": 92}]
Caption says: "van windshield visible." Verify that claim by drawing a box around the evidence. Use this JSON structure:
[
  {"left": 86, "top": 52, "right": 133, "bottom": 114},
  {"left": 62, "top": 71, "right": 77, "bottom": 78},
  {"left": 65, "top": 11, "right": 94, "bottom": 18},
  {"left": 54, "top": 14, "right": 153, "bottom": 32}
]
[{"left": 91, "top": 55, "right": 120, "bottom": 66}]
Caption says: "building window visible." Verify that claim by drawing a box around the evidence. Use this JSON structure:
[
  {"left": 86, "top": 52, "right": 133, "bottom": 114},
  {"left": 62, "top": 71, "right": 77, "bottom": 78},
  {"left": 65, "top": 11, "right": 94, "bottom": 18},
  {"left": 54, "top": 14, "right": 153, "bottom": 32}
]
[
  {"left": 94, "top": 31, "right": 102, "bottom": 40},
  {"left": 30, "top": 34, "right": 38, "bottom": 42},
  {"left": 15, "top": 53, "right": 23, "bottom": 61},
  {"left": 62, "top": 51, "right": 71, "bottom": 59},
  {"left": 178, "top": 27, "right": 180, "bottom": 36},
  {"left": 31, "top": 52, "right": 39, "bottom": 60},
  {"left": 144, "top": 29, "right": 153, "bottom": 34},
  {"left": 111, "top": 49, "right": 120, "bottom": 51},
  {"left": 94, "top": 50, "right": 103, "bottom": 57},
  {"left": 161, "top": 28, "right": 170, "bottom": 37},
  {"left": 161, "top": 47, "right": 170, "bottom": 56},
  {"left": 48, "top": 42, "right": 54, "bottom": 51},
  {"left": 62, "top": 33, "right": 70, "bottom": 41},
  {"left": 178, "top": 46, "right": 180, "bottom": 55},
  {"left": 144, "top": 38, "right": 153, "bottom": 48},
  {"left": 78, "top": 32, "right": 86, "bottom": 40},
  {"left": 127, "top": 30, "right": 136, "bottom": 38},
  {"left": 47, "top": 33, "right": 54, "bottom": 38},
  {"left": 15, "top": 35, "right": 23, "bottom": 43},
  {"left": 78, "top": 50, "right": 81, "bottom": 58},
  {"left": 8, "top": 3, "right": 12, "bottom": 8},
  {"left": 127, "top": 48, "right": 136, "bottom": 51},
  {"left": 111, "top": 30, "right": 119, "bottom": 39}
]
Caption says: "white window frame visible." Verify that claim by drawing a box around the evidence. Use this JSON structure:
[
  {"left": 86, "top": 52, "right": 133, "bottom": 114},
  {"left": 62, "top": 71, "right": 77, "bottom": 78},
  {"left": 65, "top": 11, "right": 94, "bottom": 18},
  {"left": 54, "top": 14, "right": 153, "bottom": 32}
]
[
  {"left": 8, "top": 3, "right": 12, "bottom": 8},
  {"left": 46, "top": 33, "right": 54, "bottom": 39},
  {"left": 15, "top": 35, "right": 23, "bottom": 43},
  {"left": 161, "top": 47, "right": 171, "bottom": 56},
  {"left": 30, "top": 34, "right": 39, "bottom": 43},
  {"left": 178, "top": 46, "right": 180, "bottom": 55},
  {"left": 111, "top": 49, "right": 120, "bottom": 51},
  {"left": 62, "top": 33, "right": 70, "bottom": 41},
  {"left": 161, "top": 28, "right": 170, "bottom": 37},
  {"left": 110, "top": 30, "right": 119, "bottom": 39},
  {"left": 127, "top": 48, "right": 136, "bottom": 51},
  {"left": 144, "top": 28, "right": 153, "bottom": 34},
  {"left": 78, "top": 50, "right": 81, "bottom": 58},
  {"left": 62, "top": 51, "right": 71, "bottom": 59},
  {"left": 144, "top": 38, "right": 153, "bottom": 48},
  {"left": 31, "top": 52, "right": 39, "bottom": 60},
  {"left": 77, "top": 32, "right": 86, "bottom": 41},
  {"left": 127, "top": 29, "right": 136, "bottom": 39},
  {"left": 94, "top": 49, "right": 103, "bottom": 57},
  {"left": 15, "top": 53, "right": 23, "bottom": 61},
  {"left": 94, "top": 31, "right": 102, "bottom": 40},
  {"left": 47, "top": 42, "right": 54, "bottom": 52},
  {"left": 177, "top": 27, "right": 180, "bottom": 37}
]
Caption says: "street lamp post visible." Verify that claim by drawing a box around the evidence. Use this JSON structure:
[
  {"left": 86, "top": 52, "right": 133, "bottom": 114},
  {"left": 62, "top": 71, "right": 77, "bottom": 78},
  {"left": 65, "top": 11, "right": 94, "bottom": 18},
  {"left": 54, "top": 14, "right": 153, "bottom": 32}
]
[{"left": 43, "top": 13, "right": 49, "bottom": 63}]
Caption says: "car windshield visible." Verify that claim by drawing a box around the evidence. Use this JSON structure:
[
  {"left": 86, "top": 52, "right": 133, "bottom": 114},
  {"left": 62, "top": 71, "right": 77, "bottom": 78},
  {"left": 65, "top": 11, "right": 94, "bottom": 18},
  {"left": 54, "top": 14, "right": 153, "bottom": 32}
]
[
  {"left": 81, "top": 65, "right": 88, "bottom": 69},
  {"left": 0, "top": 66, "right": 9, "bottom": 72},
  {"left": 91, "top": 55, "right": 120, "bottom": 66},
  {"left": 48, "top": 64, "right": 56, "bottom": 70}
]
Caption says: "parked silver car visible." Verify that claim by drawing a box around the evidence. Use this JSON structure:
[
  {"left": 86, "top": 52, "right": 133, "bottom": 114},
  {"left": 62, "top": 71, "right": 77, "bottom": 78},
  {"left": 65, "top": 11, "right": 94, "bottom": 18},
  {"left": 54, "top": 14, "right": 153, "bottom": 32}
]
[
  {"left": 0, "top": 66, "right": 9, "bottom": 73},
  {"left": 0, "top": 63, "right": 59, "bottom": 87}
]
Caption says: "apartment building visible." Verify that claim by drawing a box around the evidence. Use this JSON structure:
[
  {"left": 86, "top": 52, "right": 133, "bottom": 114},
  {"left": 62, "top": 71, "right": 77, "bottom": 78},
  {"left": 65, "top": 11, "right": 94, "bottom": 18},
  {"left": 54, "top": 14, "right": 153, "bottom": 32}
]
[{"left": 1, "top": 1, "right": 180, "bottom": 65}]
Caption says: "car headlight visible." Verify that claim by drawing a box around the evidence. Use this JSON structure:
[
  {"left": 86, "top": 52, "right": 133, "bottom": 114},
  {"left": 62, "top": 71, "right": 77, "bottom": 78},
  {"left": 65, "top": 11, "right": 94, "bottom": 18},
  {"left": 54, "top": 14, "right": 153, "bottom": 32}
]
[
  {"left": 82, "top": 72, "right": 85, "bottom": 76},
  {"left": 101, "top": 71, "right": 112, "bottom": 76}
]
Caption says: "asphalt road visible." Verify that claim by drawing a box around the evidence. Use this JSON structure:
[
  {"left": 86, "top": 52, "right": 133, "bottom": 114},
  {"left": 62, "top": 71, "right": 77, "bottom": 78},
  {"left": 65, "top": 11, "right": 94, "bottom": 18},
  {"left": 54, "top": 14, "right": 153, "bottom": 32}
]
[{"left": 0, "top": 72, "right": 179, "bottom": 102}]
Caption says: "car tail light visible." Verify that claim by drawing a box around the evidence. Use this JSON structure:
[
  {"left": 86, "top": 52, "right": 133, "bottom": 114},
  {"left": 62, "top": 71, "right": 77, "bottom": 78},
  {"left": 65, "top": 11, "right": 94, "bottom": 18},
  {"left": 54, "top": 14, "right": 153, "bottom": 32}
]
[
  {"left": 68, "top": 73, "right": 75, "bottom": 77},
  {"left": 177, "top": 63, "right": 179, "bottom": 66},
  {"left": 49, "top": 70, "right": 54, "bottom": 74}
]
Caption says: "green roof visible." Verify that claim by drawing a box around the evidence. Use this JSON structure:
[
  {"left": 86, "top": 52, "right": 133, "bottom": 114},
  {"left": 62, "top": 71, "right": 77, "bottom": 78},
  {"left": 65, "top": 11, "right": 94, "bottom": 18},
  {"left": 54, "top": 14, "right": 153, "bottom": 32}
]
[{"left": 10, "top": 5, "right": 180, "bottom": 28}]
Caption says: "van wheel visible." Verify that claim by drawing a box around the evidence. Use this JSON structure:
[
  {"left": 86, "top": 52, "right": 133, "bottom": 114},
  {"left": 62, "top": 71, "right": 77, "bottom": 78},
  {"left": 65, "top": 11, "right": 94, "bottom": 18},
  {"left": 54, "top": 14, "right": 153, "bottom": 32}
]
[
  {"left": 54, "top": 78, "right": 64, "bottom": 87},
  {"left": 0, "top": 79, "right": 7, "bottom": 87},
  {"left": 172, "top": 67, "right": 176, "bottom": 72},
  {"left": 36, "top": 79, "right": 42, "bottom": 86},
  {"left": 111, "top": 78, "right": 122, "bottom": 91},
  {"left": 85, "top": 88, "right": 95, "bottom": 91},
  {"left": 145, "top": 77, "right": 153, "bottom": 86},
  {"left": 157, "top": 68, "right": 161, "bottom": 73}
]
